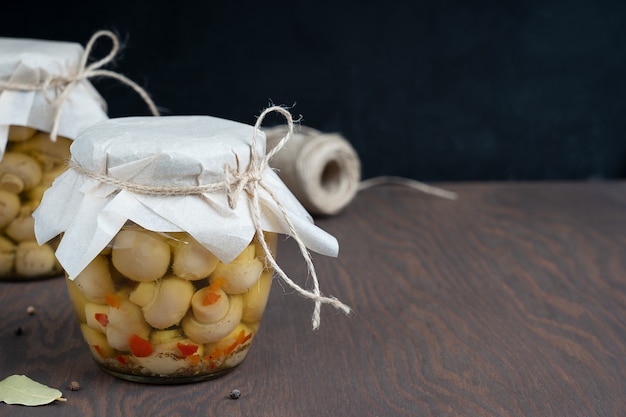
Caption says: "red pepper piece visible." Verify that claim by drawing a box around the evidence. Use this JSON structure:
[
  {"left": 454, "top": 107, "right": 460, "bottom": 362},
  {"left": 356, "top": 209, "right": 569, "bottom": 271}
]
[
  {"left": 204, "top": 347, "right": 224, "bottom": 362},
  {"left": 202, "top": 277, "right": 226, "bottom": 306},
  {"left": 225, "top": 330, "right": 253, "bottom": 355},
  {"left": 93, "top": 344, "right": 105, "bottom": 358},
  {"left": 202, "top": 291, "right": 221, "bottom": 306},
  {"left": 116, "top": 355, "right": 129, "bottom": 365},
  {"left": 105, "top": 294, "right": 122, "bottom": 308},
  {"left": 208, "top": 277, "right": 226, "bottom": 292},
  {"left": 94, "top": 313, "right": 109, "bottom": 327},
  {"left": 129, "top": 334, "right": 153, "bottom": 357},
  {"left": 176, "top": 342, "right": 199, "bottom": 357}
]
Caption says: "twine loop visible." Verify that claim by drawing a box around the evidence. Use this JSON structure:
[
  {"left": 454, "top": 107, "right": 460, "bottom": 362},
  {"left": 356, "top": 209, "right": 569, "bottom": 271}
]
[
  {"left": 68, "top": 105, "right": 351, "bottom": 329},
  {"left": 0, "top": 30, "right": 160, "bottom": 140}
]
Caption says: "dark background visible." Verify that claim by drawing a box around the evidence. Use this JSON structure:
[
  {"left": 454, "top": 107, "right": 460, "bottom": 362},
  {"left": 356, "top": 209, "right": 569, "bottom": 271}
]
[{"left": 3, "top": 0, "right": 625, "bottom": 181}]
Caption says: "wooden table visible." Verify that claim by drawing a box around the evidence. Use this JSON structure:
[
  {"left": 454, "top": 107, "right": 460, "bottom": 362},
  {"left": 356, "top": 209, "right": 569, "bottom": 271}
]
[{"left": 1, "top": 182, "right": 625, "bottom": 416}]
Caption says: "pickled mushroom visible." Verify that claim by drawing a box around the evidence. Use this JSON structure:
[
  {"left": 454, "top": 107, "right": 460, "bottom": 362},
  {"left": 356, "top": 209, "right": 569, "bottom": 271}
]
[
  {"left": 14, "top": 241, "right": 56, "bottom": 277},
  {"left": 66, "top": 279, "right": 89, "bottom": 322},
  {"left": 151, "top": 328, "right": 183, "bottom": 344},
  {"left": 212, "top": 245, "right": 264, "bottom": 294},
  {"left": 0, "top": 190, "right": 21, "bottom": 228},
  {"left": 106, "top": 297, "right": 151, "bottom": 351},
  {"left": 111, "top": 229, "right": 171, "bottom": 282},
  {"left": 73, "top": 256, "right": 115, "bottom": 304},
  {"left": 190, "top": 286, "right": 230, "bottom": 324},
  {"left": 128, "top": 281, "right": 157, "bottom": 307},
  {"left": 84, "top": 302, "right": 110, "bottom": 333},
  {"left": 5, "top": 210, "right": 36, "bottom": 242},
  {"left": 7, "top": 125, "right": 37, "bottom": 142},
  {"left": 10, "top": 132, "right": 71, "bottom": 158},
  {"left": 11, "top": 133, "right": 72, "bottom": 172},
  {"left": 0, "top": 236, "right": 16, "bottom": 275},
  {"left": 80, "top": 324, "right": 115, "bottom": 361},
  {"left": 181, "top": 295, "right": 243, "bottom": 344},
  {"left": 0, "top": 152, "right": 43, "bottom": 193},
  {"left": 241, "top": 270, "right": 273, "bottom": 323},
  {"left": 26, "top": 165, "right": 68, "bottom": 202},
  {"left": 171, "top": 235, "right": 219, "bottom": 280},
  {"left": 141, "top": 276, "right": 195, "bottom": 329}
]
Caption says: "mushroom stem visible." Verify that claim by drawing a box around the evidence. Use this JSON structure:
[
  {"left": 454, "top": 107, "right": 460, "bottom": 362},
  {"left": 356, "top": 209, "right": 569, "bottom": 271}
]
[{"left": 182, "top": 295, "right": 243, "bottom": 344}]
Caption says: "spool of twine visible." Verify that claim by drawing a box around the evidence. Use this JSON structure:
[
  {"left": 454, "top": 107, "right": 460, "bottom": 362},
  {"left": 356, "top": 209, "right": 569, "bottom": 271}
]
[{"left": 264, "top": 125, "right": 361, "bottom": 216}]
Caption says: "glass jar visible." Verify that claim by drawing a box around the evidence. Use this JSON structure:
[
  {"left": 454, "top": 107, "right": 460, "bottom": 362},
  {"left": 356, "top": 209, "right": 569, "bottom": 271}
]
[
  {"left": 66, "top": 223, "right": 277, "bottom": 383},
  {"left": 0, "top": 31, "right": 159, "bottom": 280},
  {"left": 34, "top": 111, "right": 346, "bottom": 384},
  {"left": 0, "top": 126, "right": 70, "bottom": 279}
]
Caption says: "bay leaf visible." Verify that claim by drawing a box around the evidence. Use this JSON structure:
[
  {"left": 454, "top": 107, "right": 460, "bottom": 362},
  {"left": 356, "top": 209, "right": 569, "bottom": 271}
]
[{"left": 0, "top": 375, "right": 65, "bottom": 406}]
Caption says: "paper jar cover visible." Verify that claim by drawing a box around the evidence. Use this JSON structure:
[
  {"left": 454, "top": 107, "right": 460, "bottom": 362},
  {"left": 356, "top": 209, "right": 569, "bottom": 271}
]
[
  {"left": 0, "top": 36, "right": 108, "bottom": 150},
  {"left": 33, "top": 115, "right": 339, "bottom": 279}
]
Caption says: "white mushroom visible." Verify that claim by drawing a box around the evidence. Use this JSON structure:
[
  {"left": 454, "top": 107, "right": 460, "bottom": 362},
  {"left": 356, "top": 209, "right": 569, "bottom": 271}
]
[
  {"left": 106, "top": 297, "right": 151, "bottom": 351},
  {"left": 73, "top": 255, "right": 115, "bottom": 304},
  {"left": 5, "top": 211, "right": 36, "bottom": 242},
  {"left": 84, "top": 302, "right": 110, "bottom": 333},
  {"left": 0, "top": 236, "right": 16, "bottom": 276},
  {"left": 128, "top": 281, "right": 158, "bottom": 307},
  {"left": 241, "top": 270, "right": 273, "bottom": 324},
  {"left": 24, "top": 186, "right": 46, "bottom": 205},
  {"left": 25, "top": 164, "right": 68, "bottom": 203},
  {"left": 14, "top": 241, "right": 56, "bottom": 277},
  {"left": 0, "top": 152, "right": 43, "bottom": 193},
  {"left": 10, "top": 132, "right": 72, "bottom": 171},
  {"left": 181, "top": 295, "right": 243, "bottom": 344},
  {"left": 0, "top": 190, "right": 21, "bottom": 228},
  {"left": 19, "top": 199, "right": 39, "bottom": 214},
  {"left": 111, "top": 229, "right": 171, "bottom": 282},
  {"left": 150, "top": 328, "right": 184, "bottom": 344},
  {"left": 66, "top": 278, "right": 89, "bottom": 322},
  {"left": 80, "top": 323, "right": 116, "bottom": 362},
  {"left": 171, "top": 234, "right": 219, "bottom": 280},
  {"left": 190, "top": 286, "right": 229, "bottom": 324},
  {"left": 141, "top": 276, "right": 194, "bottom": 329},
  {"left": 212, "top": 245, "right": 264, "bottom": 294},
  {"left": 7, "top": 125, "right": 37, "bottom": 142},
  {"left": 10, "top": 131, "right": 71, "bottom": 157}
]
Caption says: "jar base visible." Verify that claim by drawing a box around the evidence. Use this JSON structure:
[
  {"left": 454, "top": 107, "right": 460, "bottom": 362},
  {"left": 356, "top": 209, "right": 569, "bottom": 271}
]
[{"left": 97, "top": 364, "right": 237, "bottom": 385}]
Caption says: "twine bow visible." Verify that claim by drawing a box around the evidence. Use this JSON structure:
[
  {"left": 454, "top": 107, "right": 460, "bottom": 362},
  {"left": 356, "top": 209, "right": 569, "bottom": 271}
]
[
  {"left": 67, "top": 106, "right": 351, "bottom": 329},
  {"left": 0, "top": 30, "right": 160, "bottom": 140},
  {"left": 230, "top": 106, "right": 352, "bottom": 328}
]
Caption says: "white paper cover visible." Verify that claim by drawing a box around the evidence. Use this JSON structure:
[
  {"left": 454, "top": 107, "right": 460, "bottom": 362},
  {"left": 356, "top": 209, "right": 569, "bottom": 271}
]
[
  {"left": 0, "top": 36, "right": 108, "bottom": 154},
  {"left": 33, "top": 116, "right": 339, "bottom": 279}
]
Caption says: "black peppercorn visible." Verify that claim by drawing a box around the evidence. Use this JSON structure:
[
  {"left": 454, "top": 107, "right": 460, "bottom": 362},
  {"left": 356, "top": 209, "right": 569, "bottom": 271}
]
[{"left": 229, "top": 389, "right": 241, "bottom": 399}]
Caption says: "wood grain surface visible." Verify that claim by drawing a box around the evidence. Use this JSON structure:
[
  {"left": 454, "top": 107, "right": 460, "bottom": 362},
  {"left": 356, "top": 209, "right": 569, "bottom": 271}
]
[{"left": 1, "top": 182, "right": 625, "bottom": 417}]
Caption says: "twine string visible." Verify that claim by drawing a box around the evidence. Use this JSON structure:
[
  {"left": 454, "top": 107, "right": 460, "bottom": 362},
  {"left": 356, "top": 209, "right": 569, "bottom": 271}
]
[
  {"left": 358, "top": 175, "right": 458, "bottom": 200},
  {"left": 249, "top": 107, "right": 349, "bottom": 328},
  {"left": 67, "top": 105, "right": 351, "bottom": 329},
  {"left": 0, "top": 30, "right": 160, "bottom": 140}
]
